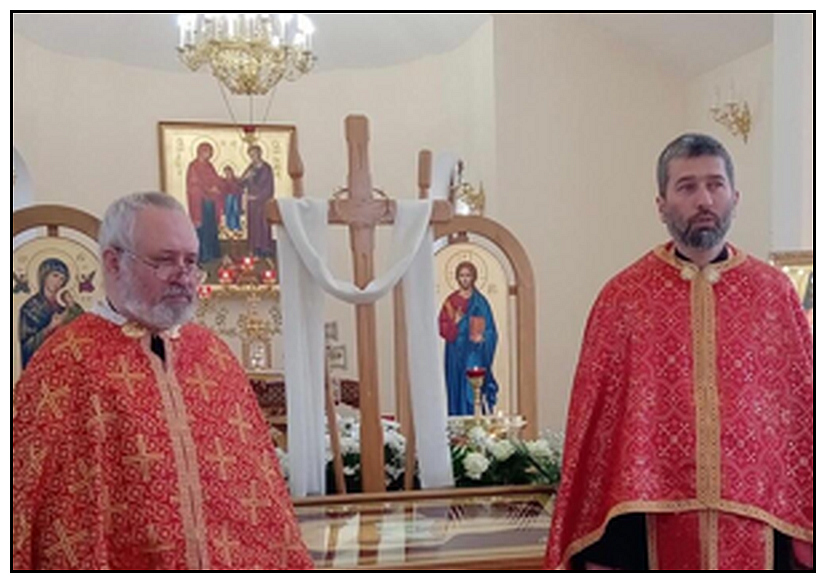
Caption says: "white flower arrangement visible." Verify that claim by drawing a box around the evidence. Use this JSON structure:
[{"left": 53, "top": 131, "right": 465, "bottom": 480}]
[
  {"left": 272, "top": 416, "right": 563, "bottom": 493},
  {"left": 451, "top": 426, "right": 563, "bottom": 488}
]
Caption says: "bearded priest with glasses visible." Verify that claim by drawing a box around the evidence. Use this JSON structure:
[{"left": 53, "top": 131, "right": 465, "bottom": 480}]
[{"left": 13, "top": 192, "right": 313, "bottom": 570}]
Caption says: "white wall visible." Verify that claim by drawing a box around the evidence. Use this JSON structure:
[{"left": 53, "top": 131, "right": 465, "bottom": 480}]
[
  {"left": 686, "top": 44, "right": 774, "bottom": 261},
  {"left": 771, "top": 13, "right": 813, "bottom": 250},
  {"left": 493, "top": 14, "right": 686, "bottom": 432}
]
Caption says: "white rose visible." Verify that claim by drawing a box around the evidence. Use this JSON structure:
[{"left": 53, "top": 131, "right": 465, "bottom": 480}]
[
  {"left": 526, "top": 439, "right": 553, "bottom": 461},
  {"left": 384, "top": 430, "right": 406, "bottom": 453},
  {"left": 463, "top": 451, "right": 490, "bottom": 480},
  {"left": 385, "top": 464, "right": 404, "bottom": 481},
  {"left": 490, "top": 439, "right": 516, "bottom": 461},
  {"left": 340, "top": 436, "right": 360, "bottom": 455},
  {"left": 381, "top": 418, "right": 401, "bottom": 432},
  {"left": 468, "top": 425, "right": 490, "bottom": 448}
]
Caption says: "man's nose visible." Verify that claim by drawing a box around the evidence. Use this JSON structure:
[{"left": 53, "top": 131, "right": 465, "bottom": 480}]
[
  {"left": 695, "top": 185, "right": 714, "bottom": 207},
  {"left": 166, "top": 261, "right": 191, "bottom": 281}
]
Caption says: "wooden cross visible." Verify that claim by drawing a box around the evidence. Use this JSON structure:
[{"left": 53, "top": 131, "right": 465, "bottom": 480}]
[{"left": 268, "top": 115, "right": 452, "bottom": 493}]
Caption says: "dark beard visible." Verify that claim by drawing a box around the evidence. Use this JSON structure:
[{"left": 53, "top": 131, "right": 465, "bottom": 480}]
[{"left": 666, "top": 210, "right": 732, "bottom": 250}]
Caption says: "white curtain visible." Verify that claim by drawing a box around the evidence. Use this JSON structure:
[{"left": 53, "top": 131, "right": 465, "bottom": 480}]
[{"left": 277, "top": 197, "right": 453, "bottom": 497}]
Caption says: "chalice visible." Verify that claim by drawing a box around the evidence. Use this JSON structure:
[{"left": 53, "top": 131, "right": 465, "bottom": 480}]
[{"left": 465, "top": 366, "right": 487, "bottom": 421}]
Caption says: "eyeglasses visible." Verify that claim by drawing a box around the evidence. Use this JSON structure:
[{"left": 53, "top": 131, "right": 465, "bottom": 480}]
[{"left": 118, "top": 247, "right": 206, "bottom": 283}]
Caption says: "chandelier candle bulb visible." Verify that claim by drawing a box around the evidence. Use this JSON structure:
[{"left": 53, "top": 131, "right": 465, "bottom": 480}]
[{"left": 177, "top": 12, "right": 316, "bottom": 96}]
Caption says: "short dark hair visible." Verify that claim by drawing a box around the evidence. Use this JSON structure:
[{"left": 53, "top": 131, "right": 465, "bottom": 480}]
[{"left": 657, "top": 133, "right": 734, "bottom": 197}]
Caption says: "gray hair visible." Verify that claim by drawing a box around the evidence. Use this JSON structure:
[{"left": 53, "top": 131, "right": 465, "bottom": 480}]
[
  {"left": 656, "top": 133, "right": 735, "bottom": 197},
  {"left": 98, "top": 192, "right": 186, "bottom": 251}
]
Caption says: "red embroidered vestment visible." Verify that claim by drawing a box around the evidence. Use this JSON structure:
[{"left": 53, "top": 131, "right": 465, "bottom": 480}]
[
  {"left": 545, "top": 244, "right": 813, "bottom": 570},
  {"left": 13, "top": 314, "right": 313, "bottom": 570}
]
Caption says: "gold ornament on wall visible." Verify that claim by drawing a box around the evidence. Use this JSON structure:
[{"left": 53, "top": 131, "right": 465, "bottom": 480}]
[
  {"left": 450, "top": 160, "right": 486, "bottom": 216},
  {"left": 709, "top": 84, "right": 751, "bottom": 143},
  {"left": 195, "top": 284, "right": 281, "bottom": 371}
]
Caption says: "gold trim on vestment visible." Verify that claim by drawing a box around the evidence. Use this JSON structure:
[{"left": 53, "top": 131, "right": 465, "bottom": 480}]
[
  {"left": 714, "top": 499, "right": 813, "bottom": 541},
  {"left": 652, "top": 243, "right": 747, "bottom": 276},
  {"left": 557, "top": 499, "right": 704, "bottom": 569},
  {"left": 700, "top": 509, "right": 718, "bottom": 570},
  {"left": 121, "top": 321, "right": 182, "bottom": 339},
  {"left": 764, "top": 524, "right": 774, "bottom": 570},
  {"left": 557, "top": 496, "right": 813, "bottom": 570},
  {"left": 145, "top": 336, "right": 211, "bottom": 570},
  {"left": 690, "top": 269, "right": 721, "bottom": 506}
]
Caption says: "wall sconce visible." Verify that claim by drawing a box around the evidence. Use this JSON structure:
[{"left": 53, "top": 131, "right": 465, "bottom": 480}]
[
  {"left": 710, "top": 100, "right": 752, "bottom": 144},
  {"left": 449, "top": 160, "right": 486, "bottom": 216}
]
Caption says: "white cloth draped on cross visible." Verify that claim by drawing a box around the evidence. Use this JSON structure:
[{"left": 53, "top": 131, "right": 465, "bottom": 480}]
[{"left": 277, "top": 197, "right": 454, "bottom": 497}]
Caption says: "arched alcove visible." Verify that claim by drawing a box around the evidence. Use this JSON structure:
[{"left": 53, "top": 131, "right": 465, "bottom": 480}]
[{"left": 434, "top": 216, "right": 537, "bottom": 438}]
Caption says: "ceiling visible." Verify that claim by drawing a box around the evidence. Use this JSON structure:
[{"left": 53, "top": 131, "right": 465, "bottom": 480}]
[
  {"left": 574, "top": 13, "right": 773, "bottom": 77},
  {"left": 13, "top": 13, "right": 773, "bottom": 78}
]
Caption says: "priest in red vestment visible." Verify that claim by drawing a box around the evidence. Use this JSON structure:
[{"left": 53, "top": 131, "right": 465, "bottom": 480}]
[
  {"left": 545, "top": 134, "right": 813, "bottom": 571},
  {"left": 13, "top": 192, "right": 313, "bottom": 570}
]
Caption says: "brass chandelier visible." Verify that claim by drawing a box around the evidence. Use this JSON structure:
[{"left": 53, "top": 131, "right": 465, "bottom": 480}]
[{"left": 177, "top": 13, "right": 316, "bottom": 96}]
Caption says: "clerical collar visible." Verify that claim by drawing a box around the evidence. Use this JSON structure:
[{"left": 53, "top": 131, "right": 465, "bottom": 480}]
[
  {"left": 674, "top": 245, "right": 729, "bottom": 265},
  {"left": 92, "top": 298, "right": 128, "bottom": 326},
  {"left": 150, "top": 334, "right": 166, "bottom": 362}
]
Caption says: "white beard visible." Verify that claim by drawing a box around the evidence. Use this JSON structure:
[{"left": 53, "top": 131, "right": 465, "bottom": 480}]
[{"left": 120, "top": 267, "right": 196, "bottom": 330}]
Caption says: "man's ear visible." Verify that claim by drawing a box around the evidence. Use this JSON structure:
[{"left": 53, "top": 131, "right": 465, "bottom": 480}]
[
  {"left": 102, "top": 248, "right": 121, "bottom": 278},
  {"left": 655, "top": 194, "right": 666, "bottom": 223}
]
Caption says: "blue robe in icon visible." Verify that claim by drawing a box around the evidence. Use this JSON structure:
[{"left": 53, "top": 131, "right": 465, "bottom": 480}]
[{"left": 438, "top": 288, "right": 499, "bottom": 415}]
